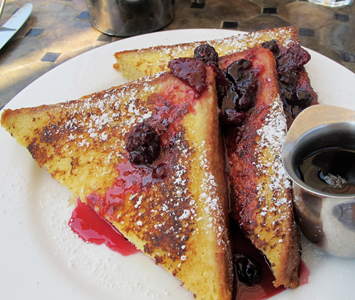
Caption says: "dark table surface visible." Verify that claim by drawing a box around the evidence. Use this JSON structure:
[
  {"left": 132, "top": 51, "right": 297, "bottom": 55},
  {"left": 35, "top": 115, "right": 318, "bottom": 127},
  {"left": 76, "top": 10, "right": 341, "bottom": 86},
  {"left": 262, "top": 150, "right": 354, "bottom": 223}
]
[{"left": 1, "top": 0, "right": 355, "bottom": 109}]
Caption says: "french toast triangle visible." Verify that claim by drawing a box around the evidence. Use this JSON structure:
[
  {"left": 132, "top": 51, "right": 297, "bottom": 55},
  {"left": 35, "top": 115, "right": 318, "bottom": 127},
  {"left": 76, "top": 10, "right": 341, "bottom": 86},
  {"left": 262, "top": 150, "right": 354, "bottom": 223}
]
[
  {"left": 219, "top": 47, "right": 300, "bottom": 289},
  {"left": 113, "top": 26, "right": 300, "bottom": 81},
  {"left": 1, "top": 64, "right": 233, "bottom": 299}
]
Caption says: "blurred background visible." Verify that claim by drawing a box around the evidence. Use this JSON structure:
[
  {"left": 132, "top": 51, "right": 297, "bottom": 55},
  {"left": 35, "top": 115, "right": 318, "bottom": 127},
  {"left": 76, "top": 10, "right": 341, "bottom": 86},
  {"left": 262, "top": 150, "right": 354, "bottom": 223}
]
[{"left": 0, "top": 0, "right": 354, "bottom": 109}]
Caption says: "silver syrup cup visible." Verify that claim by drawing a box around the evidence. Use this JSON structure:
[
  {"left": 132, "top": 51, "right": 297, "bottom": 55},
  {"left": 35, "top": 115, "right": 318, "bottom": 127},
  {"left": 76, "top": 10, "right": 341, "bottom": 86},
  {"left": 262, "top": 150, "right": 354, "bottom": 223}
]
[
  {"left": 85, "top": 0, "right": 174, "bottom": 37},
  {"left": 282, "top": 105, "right": 355, "bottom": 258}
]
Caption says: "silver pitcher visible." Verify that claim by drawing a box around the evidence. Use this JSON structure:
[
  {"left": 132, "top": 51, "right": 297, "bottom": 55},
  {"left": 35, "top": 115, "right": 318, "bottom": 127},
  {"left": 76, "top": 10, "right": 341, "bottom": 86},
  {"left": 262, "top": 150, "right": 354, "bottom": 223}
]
[
  {"left": 282, "top": 105, "right": 355, "bottom": 258},
  {"left": 85, "top": 0, "right": 174, "bottom": 36}
]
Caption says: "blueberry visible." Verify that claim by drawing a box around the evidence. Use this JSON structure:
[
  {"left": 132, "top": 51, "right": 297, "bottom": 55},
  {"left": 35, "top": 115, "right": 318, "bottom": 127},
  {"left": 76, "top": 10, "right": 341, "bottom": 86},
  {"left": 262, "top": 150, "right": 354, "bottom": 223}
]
[
  {"left": 126, "top": 122, "right": 160, "bottom": 165},
  {"left": 234, "top": 254, "right": 262, "bottom": 286}
]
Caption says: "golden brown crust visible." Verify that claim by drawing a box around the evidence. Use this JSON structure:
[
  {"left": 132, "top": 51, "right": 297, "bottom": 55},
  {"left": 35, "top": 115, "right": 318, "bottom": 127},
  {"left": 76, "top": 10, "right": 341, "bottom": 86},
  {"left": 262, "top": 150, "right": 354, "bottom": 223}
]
[
  {"left": 220, "top": 47, "right": 300, "bottom": 289},
  {"left": 114, "top": 26, "right": 300, "bottom": 80},
  {"left": 1, "top": 67, "right": 233, "bottom": 300},
  {"left": 1, "top": 27, "right": 308, "bottom": 296}
]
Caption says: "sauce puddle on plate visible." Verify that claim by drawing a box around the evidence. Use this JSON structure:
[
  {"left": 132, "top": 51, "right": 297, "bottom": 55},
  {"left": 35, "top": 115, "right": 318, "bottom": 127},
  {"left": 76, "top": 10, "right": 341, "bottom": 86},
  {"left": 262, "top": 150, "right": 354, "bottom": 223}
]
[
  {"left": 69, "top": 199, "right": 138, "bottom": 256},
  {"left": 231, "top": 218, "right": 309, "bottom": 300},
  {"left": 69, "top": 201, "right": 309, "bottom": 299}
]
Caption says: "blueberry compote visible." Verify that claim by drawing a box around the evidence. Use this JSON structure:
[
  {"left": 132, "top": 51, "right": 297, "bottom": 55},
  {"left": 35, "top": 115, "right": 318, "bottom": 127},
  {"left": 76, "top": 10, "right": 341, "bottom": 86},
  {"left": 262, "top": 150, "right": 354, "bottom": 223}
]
[
  {"left": 168, "top": 57, "right": 207, "bottom": 95},
  {"left": 194, "top": 43, "right": 311, "bottom": 299},
  {"left": 69, "top": 69, "right": 203, "bottom": 255},
  {"left": 126, "top": 122, "right": 160, "bottom": 165},
  {"left": 194, "top": 43, "right": 219, "bottom": 67},
  {"left": 193, "top": 45, "right": 259, "bottom": 130},
  {"left": 221, "top": 59, "right": 258, "bottom": 126},
  {"left": 262, "top": 40, "right": 317, "bottom": 127},
  {"left": 68, "top": 43, "right": 313, "bottom": 299},
  {"left": 231, "top": 219, "right": 309, "bottom": 300}
]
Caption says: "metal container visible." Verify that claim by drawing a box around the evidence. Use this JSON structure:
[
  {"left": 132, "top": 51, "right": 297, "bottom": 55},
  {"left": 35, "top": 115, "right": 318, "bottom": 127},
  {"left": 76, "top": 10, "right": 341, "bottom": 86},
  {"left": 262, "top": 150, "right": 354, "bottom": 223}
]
[
  {"left": 85, "top": 0, "right": 174, "bottom": 37},
  {"left": 308, "top": 0, "right": 353, "bottom": 7},
  {"left": 282, "top": 105, "right": 355, "bottom": 258}
]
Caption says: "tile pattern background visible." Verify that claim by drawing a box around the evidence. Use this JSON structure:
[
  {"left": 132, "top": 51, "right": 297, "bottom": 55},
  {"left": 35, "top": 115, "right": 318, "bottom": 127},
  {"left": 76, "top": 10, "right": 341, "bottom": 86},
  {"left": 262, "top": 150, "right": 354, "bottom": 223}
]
[{"left": 1, "top": 0, "right": 355, "bottom": 109}]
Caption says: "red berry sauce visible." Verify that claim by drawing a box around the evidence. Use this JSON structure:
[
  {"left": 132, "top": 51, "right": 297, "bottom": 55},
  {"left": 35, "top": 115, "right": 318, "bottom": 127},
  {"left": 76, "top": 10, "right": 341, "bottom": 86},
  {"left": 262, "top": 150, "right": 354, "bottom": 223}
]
[
  {"left": 68, "top": 204, "right": 309, "bottom": 299},
  {"left": 67, "top": 59, "right": 310, "bottom": 298},
  {"left": 69, "top": 199, "right": 138, "bottom": 256},
  {"left": 68, "top": 76, "right": 207, "bottom": 256},
  {"left": 231, "top": 219, "right": 309, "bottom": 300}
]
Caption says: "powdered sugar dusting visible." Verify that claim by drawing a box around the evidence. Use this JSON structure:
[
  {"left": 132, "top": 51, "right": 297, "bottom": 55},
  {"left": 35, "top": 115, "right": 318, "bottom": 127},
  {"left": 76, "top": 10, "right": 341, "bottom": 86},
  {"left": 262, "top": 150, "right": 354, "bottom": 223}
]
[
  {"left": 198, "top": 141, "right": 227, "bottom": 248},
  {"left": 59, "top": 79, "right": 158, "bottom": 155},
  {"left": 255, "top": 95, "right": 292, "bottom": 207},
  {"left": 134, "top": 27, "right": 296, "bottom": 63},
  {"left": 209, "top": 27, "right": 296, "bottom": 56},
  {"left": 124, "top": 130, "right": 198, "bottom": 264}
]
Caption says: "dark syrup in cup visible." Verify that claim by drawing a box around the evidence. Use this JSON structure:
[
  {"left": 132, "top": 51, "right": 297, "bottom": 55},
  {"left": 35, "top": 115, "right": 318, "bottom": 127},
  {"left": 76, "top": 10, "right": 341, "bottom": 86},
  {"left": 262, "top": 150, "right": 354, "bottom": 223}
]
[{"left": 298, "top": 147, "right": 355, "bottom": 195}]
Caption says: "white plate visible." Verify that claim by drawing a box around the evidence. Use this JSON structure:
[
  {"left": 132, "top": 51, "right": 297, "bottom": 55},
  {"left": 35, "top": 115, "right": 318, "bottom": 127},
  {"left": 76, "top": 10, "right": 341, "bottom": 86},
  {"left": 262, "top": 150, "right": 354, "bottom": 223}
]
[{"left": 1, "top": 29, "right": 355, "bottom": 300}]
